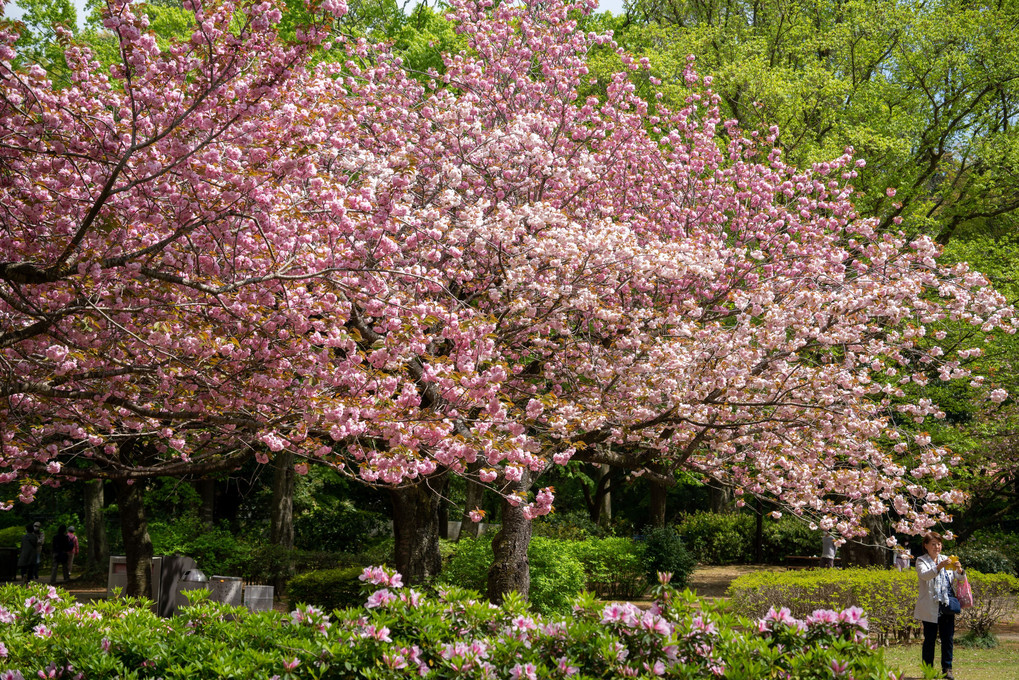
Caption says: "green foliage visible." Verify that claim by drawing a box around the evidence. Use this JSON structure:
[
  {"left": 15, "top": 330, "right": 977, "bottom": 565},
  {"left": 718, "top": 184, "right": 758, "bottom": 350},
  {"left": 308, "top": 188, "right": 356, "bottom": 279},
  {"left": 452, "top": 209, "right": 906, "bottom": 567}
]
[
  {"left": 527, "top": 537, "right": 587, "bottom": 614},
  {"left": 956, "top": 630, "right": 999, "bottom": 649},
  {"left": 437, "top": 535, "right": 492, "bottom": 592},
  {"left": 568, "top": 537, "right": 646, "bottom": 599},
  {"left": 531, "top": 508, "right": 607, "bottom": 540},
  {"left": 675, "top": 512, "right": 826, "bottom": 565},
  {"left": 0, "top": 525, "right": 23, "bottom": 548},
  {"left": 0, "top": 576, "right": 896, "bottom": 680},
  {"left": 286, "top": 566, "right": 366, "bottom": 612},
  {"left": 676, "top": 511, "right": 756, "bottom": 564},
  {"left": 955, "top": 545, "right": 1015, "bottom": 576},
  {"left": 728, "top": 568, "right": 1019, "bottom": 645},
  {"left": 642, "top": 525, "right": 697, "bottom": 589},
  {"left": 438, "top": 535, "right": 586, "bottom": 614},
  {"left": 293, "top": 497, "right": 390, "bottom": 553},
  {"left": 149, "top": 515, "right": 250, "bottom": 577},
  {"left": 763, "top": 517, "right": 820, "bottom": 563},
  {"left": 963, "top": 530, "right": 1019, "bottom": 575}
]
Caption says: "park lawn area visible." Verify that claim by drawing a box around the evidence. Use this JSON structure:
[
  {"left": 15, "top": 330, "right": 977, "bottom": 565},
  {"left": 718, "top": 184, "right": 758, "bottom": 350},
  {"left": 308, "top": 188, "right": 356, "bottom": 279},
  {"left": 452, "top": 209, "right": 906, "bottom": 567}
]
[{"left": 880, "top": 640, "right": 1019, "bottom": 680}]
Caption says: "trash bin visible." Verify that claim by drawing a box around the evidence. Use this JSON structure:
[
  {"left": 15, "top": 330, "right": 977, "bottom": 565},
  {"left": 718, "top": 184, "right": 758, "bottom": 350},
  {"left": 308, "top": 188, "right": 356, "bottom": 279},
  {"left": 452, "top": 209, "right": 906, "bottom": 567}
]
[
  {"left": 209, "top": 575, "right": 243, "bottom": 607},
  {"left": 175, "top": 568, "right": 210, "bottom": 612},
  {"left": 243, "top": 584, "right": 274, "bottom": 612}
]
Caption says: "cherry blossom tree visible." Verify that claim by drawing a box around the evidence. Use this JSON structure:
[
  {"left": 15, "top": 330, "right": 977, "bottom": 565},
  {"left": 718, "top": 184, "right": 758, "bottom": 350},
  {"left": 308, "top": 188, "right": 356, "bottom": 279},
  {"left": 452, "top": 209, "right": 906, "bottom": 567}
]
[{"left": 2, "top": 0, "right": 1014, "bottom": 601}]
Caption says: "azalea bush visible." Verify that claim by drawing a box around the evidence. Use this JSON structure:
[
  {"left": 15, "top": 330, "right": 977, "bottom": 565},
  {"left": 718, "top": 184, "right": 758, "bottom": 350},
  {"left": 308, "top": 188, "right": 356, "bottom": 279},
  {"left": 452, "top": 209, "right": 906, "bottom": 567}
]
[{"left": 0, "top": 568, "right": 901, "bottom": 679}]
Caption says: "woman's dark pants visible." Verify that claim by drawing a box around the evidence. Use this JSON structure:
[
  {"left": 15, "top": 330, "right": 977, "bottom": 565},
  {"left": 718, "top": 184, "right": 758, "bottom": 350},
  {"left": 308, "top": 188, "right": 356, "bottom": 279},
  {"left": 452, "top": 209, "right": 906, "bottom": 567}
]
[{"left": 922, "top": 614, "right": 954, "bottom": 672}]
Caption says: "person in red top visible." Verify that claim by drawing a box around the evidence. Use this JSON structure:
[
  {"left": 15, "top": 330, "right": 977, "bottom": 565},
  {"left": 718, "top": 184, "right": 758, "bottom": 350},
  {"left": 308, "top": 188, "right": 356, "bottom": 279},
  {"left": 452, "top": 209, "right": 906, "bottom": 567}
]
[{"left": 66, "top": 525, "right": 80, "bottom": 577}]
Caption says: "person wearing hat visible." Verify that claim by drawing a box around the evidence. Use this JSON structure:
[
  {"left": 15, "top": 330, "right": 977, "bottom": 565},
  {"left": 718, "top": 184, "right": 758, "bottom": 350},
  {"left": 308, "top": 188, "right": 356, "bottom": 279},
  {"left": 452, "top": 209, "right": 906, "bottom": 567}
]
[
  {"left": 17, "top": 522, "right": 43, "bottom": 582},
  {"left": 66, "top": 525, "right": 79, "bottom": 577}
]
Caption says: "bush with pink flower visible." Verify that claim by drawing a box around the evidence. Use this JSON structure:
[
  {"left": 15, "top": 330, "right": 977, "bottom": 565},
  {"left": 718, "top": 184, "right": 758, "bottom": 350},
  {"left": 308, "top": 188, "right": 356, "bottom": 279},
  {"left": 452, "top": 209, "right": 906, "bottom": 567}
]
[{"left": 0, "top": 570, "right": 904, "bottom": 679}]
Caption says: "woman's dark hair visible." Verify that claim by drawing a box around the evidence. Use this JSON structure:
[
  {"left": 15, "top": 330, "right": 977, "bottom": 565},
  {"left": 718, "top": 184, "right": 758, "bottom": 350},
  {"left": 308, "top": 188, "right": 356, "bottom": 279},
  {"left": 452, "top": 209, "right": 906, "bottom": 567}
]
[{"left": 922, "top": 531, "right": 943, "bottom": 546}]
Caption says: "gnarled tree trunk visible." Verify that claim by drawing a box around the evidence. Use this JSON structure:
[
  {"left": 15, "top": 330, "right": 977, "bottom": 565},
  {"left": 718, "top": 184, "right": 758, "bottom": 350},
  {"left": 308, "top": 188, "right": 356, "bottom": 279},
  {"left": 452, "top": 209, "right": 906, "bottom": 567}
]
[
  {"left": 389, "top": 476, "right": 443, "bottom": 584},
  {"left": 114, "top": 479, "right": 153, "bottom": 598},
  {"left": 487, "top": 471, "right": 532, "bottom": 604}
]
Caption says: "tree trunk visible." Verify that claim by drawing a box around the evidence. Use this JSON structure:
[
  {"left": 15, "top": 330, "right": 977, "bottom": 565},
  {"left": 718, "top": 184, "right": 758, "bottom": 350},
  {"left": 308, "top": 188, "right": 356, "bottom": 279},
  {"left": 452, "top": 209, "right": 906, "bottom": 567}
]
[
  {"left": 459, "top": 464, "right": 485, "bottom": 541},
  {"left": 196, "top": 478, "right": 215, "bottom": 528},
  {"left": 841, "top": 515, "right": 888, "bottom": 567},
  {"left": 487, "top": 471, "right": 532, "bottom": 605},
  {"left": 708, "top": 485, "right": 732, "bottom": 513},
  {"left": 389, "top": 476, "right": 443, "bottom": 584},
  {"left": 83, "top": 479, "right": 108, "bottom": 577},
  {"left": 114, "top": 479, "right": 153, "bottom": 599},
  {"left": 270, "top": 451, "right": 295, "bottom": 550},
  {"left": 597, "top": 464, "right": 612, "bottom": 528},
  {"left": 269, "top": 451, "right": 296, "bottom": 591},
  {"left": 649, "top": 480, "right": 667, "bottom": 528},
  {"left": 754, "top": 500, "right": 764, "bottom": 563}
]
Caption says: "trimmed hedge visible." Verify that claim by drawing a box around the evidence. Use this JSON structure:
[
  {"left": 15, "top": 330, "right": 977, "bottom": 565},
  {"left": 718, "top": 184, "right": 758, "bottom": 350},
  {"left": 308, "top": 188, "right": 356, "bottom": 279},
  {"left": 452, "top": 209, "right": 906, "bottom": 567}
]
[{"left": 727, "top": 567, "right": 1019, "bottom": 644}]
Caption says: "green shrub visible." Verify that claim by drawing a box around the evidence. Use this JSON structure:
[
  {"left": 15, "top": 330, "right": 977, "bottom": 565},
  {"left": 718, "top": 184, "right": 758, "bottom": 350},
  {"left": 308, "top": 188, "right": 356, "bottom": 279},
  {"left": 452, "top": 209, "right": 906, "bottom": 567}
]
[
  {"left": 676, "top": 511, "right": 756, "bottom": 564},
  {"left": 568, "top": 537, "right": 646, "bottom": 598},
  {"left": 437, "top": 535, "right": 492, "bottom": 593},
  {"left": 439, "top": 535, "right": 585, "bottom": 614},
  {"left": 286, "top": 566, "right": 365, "bottom": 611},
  {"left": 964, "top": 529, "right": 1019, "bottom": 573},
  {"left": 531, "top": 509, "right": 606, "bottom": 540},
  {"left": 763, "top": 516, "right": 820, "bottom": 563},
  {"left": 0, "top": 525, "right": 23, "bottom": 548},
  {"left": 293, "top": 498, "right": 390, "bottom": 553},
  {"left": 0, "top": 575, "right": 895, "bottom": 680},
  {"left": 527, "top": 537, "right": 586, "bottom": 614},
  {"left": 955, "top": 545, "right": 1015, "bottom": 575},
  {"left": 642, "top": 525, "right": 697, "bottom": 589},
  {"left": 727, "top": 567, "right": 1019, "bottom": 645}
]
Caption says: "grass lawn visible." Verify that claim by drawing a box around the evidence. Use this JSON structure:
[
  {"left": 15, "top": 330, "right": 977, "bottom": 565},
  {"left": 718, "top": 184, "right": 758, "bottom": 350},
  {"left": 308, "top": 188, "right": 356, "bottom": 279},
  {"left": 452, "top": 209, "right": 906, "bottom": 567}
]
[{"left": 879, "top": 639, "right": 1019, "bottom": 680}]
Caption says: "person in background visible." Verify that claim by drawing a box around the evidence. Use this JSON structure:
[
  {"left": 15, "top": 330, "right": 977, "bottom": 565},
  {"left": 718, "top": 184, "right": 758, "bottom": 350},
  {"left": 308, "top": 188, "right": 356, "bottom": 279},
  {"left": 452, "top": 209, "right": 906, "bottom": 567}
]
[
  {"left": 819, "top": 534, "right": 837, "bottom": 568},
  {"left": 17, "top": 522, "right": 41, "bottom": 583},
  {"left": 895, "top": 547, "right": 914, "bottom": 571},
  {"left": 66, "top": 525, "right": 79, "bottom": 577},
  {"left": 50, "top": 524, "right": 71, "bottom": 583},
  {"left": 32, "top": 522, "right": 44, "bottom": 581},
  {"left": 915, "top": 531, "right": 962, "bottom": 680}
]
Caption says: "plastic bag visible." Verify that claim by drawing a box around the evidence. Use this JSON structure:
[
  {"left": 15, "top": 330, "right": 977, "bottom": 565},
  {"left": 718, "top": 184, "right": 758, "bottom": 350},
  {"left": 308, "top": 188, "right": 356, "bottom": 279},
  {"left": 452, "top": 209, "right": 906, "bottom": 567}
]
[{"left": 955, "top": 574, "right": 973, "bottom": 609}]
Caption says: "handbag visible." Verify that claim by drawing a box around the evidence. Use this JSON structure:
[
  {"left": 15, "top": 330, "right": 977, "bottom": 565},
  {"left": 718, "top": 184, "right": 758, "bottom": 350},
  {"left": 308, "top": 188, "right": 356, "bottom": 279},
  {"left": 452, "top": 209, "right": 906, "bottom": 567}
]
[
  {"left": 955, "top": 574, "right": 974, "bottom": 609},
  {"left": 940, "top": 582, "right": 962, "bottom": 615}
]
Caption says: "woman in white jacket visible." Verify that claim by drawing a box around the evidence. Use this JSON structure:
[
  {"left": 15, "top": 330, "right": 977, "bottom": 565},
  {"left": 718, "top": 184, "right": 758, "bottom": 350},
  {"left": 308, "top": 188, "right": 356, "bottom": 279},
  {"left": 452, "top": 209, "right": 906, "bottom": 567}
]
[{"left": 914, "top": 532, "right": 960, "bottom": 679}]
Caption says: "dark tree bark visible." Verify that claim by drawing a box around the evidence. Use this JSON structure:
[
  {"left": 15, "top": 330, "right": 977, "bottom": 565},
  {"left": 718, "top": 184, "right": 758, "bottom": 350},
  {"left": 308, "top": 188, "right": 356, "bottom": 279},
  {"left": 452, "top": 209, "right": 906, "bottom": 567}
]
[
  {"left": 754, "top": 500, "right": 764, "bottom": 563},
  {"left": 649, "top": 479, "right": 668, "bottom": 528},
  {"left": 708, "top": 485, "right": 733, "bottom": 513},
  {"left": 196, "top": 478, "right": 216, "bottom": 528},
  {"left": 269, "top": 451, "right": 296, "bottom": 590},
  {"left": 389, "top": 476, "right": 443, "bottom": 584},
  {"left": 270, "top": 451, "right": 295, "bottom": 550},
  {"left": 841, "top": 516, "right": 889, "bottom": 567},
  {"left": 487, "top": 471, "right": 532, "bottom": 604},
  {"left": 83, "top": 479, "right": 108, "bottom": 577},
  {"left": 114, "top": 479, "right": 153, "bottom": 598}
]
